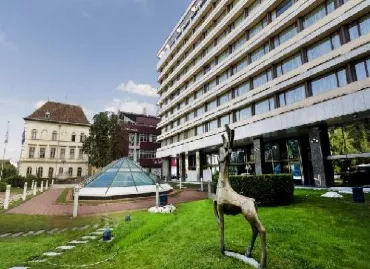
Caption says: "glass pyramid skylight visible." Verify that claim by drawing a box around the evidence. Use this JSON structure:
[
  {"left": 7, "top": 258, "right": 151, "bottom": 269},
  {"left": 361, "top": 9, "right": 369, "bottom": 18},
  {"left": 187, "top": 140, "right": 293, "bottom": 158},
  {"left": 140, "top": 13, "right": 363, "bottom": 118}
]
[{"left": 85, "top": 158, "right": 155, "bottom": 188}]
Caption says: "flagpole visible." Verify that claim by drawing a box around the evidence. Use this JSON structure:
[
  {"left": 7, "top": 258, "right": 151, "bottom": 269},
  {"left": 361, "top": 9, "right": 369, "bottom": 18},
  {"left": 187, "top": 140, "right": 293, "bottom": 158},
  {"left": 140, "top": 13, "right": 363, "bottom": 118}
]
[{"left": 0, "top": 121, "right": 10, "bottom": 181}]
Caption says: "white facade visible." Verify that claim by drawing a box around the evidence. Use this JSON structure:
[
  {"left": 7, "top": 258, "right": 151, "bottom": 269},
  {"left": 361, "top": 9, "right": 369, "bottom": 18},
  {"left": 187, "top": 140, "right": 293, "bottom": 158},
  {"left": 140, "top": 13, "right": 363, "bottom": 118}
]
[{"left": 19, "top": 120, "right": 90, "bottom": 179}]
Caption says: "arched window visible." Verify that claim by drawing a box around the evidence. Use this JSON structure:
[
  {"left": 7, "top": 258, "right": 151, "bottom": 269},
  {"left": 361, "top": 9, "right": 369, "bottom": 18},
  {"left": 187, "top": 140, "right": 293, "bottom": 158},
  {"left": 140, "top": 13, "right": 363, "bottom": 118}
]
[
  {"left": 37, "top": 167, "right": 43, "bottom": 178},
  {"left": 26, "top": 167, "right": 32, "bottom": 176},
  {"left": 48, "top": 167, "right": 54, "bottom": 178},
  {"left": 80, "top": 133, "right": 85, "bottom": 143},
  {"left": 59, "top": 167, "right": 63, "bottom": 175},
  {"left": 52, "top": 131, "right": 58, "bottom": 141},
  {"left": 77, "top": 167, "right": 82, "bottom": 177},
  {"left": 68, "top": 167, "right": 73, "bottom": 177},
  {"left": 71, "top": 132, "right": 76, "bottom": 142},
  {"left": 31, "top": 129, "right": 37, "bottom": 140}
]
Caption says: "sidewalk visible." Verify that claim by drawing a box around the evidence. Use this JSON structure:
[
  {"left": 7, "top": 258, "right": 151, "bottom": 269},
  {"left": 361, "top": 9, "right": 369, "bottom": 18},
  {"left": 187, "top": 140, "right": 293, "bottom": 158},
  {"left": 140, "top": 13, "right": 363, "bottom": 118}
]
[{"left": 7, "top": 188, "right": 208, "bottom": 216}]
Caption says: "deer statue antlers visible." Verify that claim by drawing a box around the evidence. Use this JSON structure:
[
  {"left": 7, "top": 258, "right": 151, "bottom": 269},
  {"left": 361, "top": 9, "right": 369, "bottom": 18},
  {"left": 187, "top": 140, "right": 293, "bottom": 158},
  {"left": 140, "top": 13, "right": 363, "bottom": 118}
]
[{"left": 214, "top": 124, "right": 267, "bottom": 269}]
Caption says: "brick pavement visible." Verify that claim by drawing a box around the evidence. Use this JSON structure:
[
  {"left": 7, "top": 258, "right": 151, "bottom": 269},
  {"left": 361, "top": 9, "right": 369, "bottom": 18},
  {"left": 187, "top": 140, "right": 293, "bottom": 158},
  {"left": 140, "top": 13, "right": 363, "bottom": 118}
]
[{"left": 7, "top": 188, "right": 208, "bottom": 216}]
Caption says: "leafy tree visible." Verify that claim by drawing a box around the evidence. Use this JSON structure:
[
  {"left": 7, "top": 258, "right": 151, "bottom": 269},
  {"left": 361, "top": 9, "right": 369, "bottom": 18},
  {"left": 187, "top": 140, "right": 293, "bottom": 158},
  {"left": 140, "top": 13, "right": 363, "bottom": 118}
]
[
  {"left": 83, "top": 112, "right": 127, "bottom": 168},
  {"left": 1, "top": 160, "right": 17, "bottom": 179}
]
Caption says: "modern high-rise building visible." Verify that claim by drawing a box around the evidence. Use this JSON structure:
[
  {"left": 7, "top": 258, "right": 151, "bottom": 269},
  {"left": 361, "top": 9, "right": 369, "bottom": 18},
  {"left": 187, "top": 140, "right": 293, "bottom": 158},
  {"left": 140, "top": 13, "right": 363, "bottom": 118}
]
[{"left": 156, "top": 0, "right": 370, "bottom": 187}]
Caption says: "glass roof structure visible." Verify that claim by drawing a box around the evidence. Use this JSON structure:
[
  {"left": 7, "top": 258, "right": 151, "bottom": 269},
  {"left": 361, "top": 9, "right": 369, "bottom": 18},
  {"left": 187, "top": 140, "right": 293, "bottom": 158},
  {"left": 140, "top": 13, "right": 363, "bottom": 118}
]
[
  {"left": 79, "top": 158, "right": 173, "bottom": 199},
  {"left": 85, "top": 158, "right": 155, "bottom": 188}
]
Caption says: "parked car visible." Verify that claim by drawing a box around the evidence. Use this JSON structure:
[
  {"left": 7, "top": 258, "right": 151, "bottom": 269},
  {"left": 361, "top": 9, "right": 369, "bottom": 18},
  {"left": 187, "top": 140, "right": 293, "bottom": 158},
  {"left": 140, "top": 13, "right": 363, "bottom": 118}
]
[{"left": 343, "top": 164, "right": 370, "bottom": 186}]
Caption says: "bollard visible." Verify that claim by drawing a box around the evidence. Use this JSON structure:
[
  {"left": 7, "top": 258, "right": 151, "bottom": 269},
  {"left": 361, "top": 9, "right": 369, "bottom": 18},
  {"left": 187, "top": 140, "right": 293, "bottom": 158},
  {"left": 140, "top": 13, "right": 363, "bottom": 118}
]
[
  {"left": 155, "top": 183, "right": 159, "bottom": 208},
  {"left": 40, "top": 181, "right": 44, "bottom": 193},
  {"left": 45, "top": 180, "right": 48, "bottom": 191},
  {"left": 208, "top": 181, "right": 211, "bottom": 198},
  {"left": 179, "top": 176, "right": 182, "bottom": 190},
  {"left": 33, "top": 182, "right": 37, "bottom": 196},
  {"left": 73, "top": 187, "right": 79, "bottom": 217},
  {"left": 22, "top": 182, "right": 28, "bottom": 201},
  {"left": 31, "top": 180, "right": 34, "bottom": 190},
  {"left": 200, "top": 177, "right": 204, "bottom": 192},
  {"left": 51, "top": 179, "right": 54, "bottom": 186},
  {"left": 3, "top": 185, "right": 11, "bottom": 210}
]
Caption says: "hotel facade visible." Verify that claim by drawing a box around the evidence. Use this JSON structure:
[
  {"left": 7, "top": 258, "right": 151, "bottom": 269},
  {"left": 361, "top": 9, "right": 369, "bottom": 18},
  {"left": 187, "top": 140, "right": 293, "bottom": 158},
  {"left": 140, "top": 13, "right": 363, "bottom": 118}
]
[{"left": 156, "top": 0, "right": 370, "bottom": 187}]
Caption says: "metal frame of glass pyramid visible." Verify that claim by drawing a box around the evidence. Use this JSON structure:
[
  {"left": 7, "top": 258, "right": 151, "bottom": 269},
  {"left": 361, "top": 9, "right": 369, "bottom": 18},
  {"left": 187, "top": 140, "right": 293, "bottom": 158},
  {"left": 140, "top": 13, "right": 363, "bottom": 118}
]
[{"left": 79, "top": 158, "right": 173, "bottom": 199}]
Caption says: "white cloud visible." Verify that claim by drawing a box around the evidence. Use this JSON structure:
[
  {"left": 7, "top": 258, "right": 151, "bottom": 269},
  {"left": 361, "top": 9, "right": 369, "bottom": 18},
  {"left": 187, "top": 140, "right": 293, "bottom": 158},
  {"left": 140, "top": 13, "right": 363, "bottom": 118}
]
[
  {"left": 105, "top": 99, "right": 157, "bottom": 116},
  {"left": 0, "top": 27, "right": 17, "bottom": 51},
  {"left": 35, "top": 100, "right": 47, "bottom": 109},
  {"left": 116, "top": 80, "right": 158, "bottom": 98},
  {"left": 82, "top": 11, "right": 90, "bottom": 18}
]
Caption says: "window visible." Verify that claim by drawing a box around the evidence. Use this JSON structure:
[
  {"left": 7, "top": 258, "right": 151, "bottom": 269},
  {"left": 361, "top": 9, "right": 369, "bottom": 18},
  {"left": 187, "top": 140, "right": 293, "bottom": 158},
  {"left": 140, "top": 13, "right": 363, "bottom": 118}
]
[
  {"left": 197, "top": 125, "right": 204, "bottom": 136},
  {"left": 68, "top": 167, "right": 73, "bottom": 177},
  {"left": 52, "top": 131, "right": 57, "bottom": 141},
  {"left": 311, "top": 69, "right": 347, "bottom": 96},
  {"left": 79, "top": 149, "right": 83, "bottom": 159},
  {"left": 31, "top": 129, "right": 37, "bottom": 140},
  {"left": 140, "top": 133, "right": 149, "bottom": 142},
  {"left": 60, "top": 148, "right": 66, "bottom": 159},
  {"left": 219, "top": 92, "right": 231, "bottom": 106},
  {"left": 80, "top": 133, "right": 85, "bottom": 142},
  {"left": 273, "top": 23, "right": 298, "bottom": 48},
  {"left": 37, "top": 167, "right": 43, "bottom": 178},
  {"left": 348, "top": 14, "right": 370, "bottom": 41},
  {"left": 59, "top": 167, "right": 63, "bottom": 175},
  {"left": 236, "top": 106, "right": 252, "bottom": 122},
  {"left": 234, "top": 56, "right": 248, "bottom": 74},
  {"left": 70, "top": 148, "right": 75, "bottom": 159},
  {"left": 217, "top": 71, "right": 229, "bottom": 85},
  {"left": 276, "top": 54, "right": 302, "bottom": 77},
  {"left": 39, "top": 147, "right": 46, "bottom": 159},
  {"left": 71, "top": 133, "right": 76, "bottom": 142},
  {"left": 235, "top": 81, "right": 250, "bottom": 97},
  {"left": 187, "top": 111, "right": 195, "bottom": 121},
  {"left": 275, "top": 0, "right": 293, "bottom": 18},
  {"left": 50, "top": 148, "right": 56, "bottom": 159},
  {"left": 206, "top": 99, "right": 217, "bottom": 111},
  {"left": 307, "top": 33, "right": 341, "bottom": 61},
  {"left": 303, "top": 0, "right": 335, "bottom": 29},
  {"left": 249, "top": 17, "right": 268, "bottom": 39},
  {"left": 216, "top": 49, "right": 229, "bottom": 65},
  {"left": 219, "top": 114, "right": 231, "bottom": 127},
  {"left": 253, "top": 69, "right": 273, "bottom": 89},
  {"left": 26, "top": 167, "right": 32, "bottom": 176},
  {"left": 255, "top": 97, "right": 276, "bottom": 115},
  {"left": 354, "top": 58, "right": 370, "bottom": 81},
  {"left": 233, "top": 35, "right": 246, "bottom": 52},
  {"left": 29, "top": 147, "right": 35, "bottom": 158},
  {"left": 279, "top": 85, "right": 306, "bottom": 106},
  {"left": 196, "top": 106, "right": 205, "bottom": 118},
  {"left": 251, "top": 43, "right": 270, "bottom": 63},
  {"left": 77, "top": 167, "right": 82, "bottom": 177},
  {"left": 48, "top": 167, "right": 54, "bottom": 178}
]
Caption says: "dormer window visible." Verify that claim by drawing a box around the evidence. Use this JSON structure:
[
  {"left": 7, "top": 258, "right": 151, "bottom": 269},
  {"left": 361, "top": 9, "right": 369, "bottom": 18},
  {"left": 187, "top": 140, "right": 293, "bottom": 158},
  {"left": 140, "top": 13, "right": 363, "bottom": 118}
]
[
  {"left": 71, "top": 132, "right": 76, "bottom": 142},
  {"left": 45, "top": 111, "right": 50, "bottom": 118}
]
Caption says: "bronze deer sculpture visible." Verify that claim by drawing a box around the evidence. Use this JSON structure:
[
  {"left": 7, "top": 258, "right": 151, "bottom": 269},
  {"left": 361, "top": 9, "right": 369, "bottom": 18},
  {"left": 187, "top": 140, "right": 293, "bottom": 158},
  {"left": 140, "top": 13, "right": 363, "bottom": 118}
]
[{"left": 213, "top": 125, "right": 267, "bottom": 268}]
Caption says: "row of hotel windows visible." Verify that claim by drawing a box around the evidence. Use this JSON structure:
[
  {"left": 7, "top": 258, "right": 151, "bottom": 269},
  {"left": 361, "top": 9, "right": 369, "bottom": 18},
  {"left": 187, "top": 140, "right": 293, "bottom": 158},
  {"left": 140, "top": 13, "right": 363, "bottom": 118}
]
[
  {"left": 30, "top": 129, "right": 86, "bottom": 142},
  {"left": 26, "top": 167, "right": 83, "bottom": 178},
  {"left": 28, "top": 147, "right": 84, "bottom": 160},
  {"left": 161, "top": 54, "right": 370, "bottom": 146},
  {"left": 128, "top": 133, "right": 158, "bottom": 146},
  {"left": 128, "top": 150, "right": 157, "bottom": 160},
  {"left": 161, "top": 10, "right": 370, "bottom": 132},
  {"left": 160, "top": 0, "right": 350, "bottom": 115}
]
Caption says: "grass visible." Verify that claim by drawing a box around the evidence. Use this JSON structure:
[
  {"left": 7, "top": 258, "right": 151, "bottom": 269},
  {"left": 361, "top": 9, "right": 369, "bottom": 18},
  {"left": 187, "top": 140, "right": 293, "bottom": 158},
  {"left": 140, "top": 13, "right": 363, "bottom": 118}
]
[
  {"left": 1, "top": 189, "right": 370, "bottom": 269},
  {"left": 55, "top": 188, "right": 71, "bottom": 203}
]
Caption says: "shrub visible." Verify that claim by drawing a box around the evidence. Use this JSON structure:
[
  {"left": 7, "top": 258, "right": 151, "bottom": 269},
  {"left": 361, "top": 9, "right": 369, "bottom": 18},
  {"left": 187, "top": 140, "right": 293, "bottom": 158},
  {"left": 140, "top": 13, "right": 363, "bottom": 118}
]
[
  {"left": 4, "top": 175, "right": 26, "bottom": 188},
  {"left": 0, "top": 182, "right": 7, "bottom": 192},
  {"left": 228, "top": 174, "right": 294, "bottom": 206}
]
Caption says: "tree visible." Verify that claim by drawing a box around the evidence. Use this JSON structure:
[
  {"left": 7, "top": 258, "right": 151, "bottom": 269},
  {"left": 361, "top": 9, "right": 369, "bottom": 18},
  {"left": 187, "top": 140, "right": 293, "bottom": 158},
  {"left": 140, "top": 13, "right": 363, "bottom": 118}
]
[
  {"left": 83, "top": 112, "right": 128, "bottom": 168},
  {"left": 1, "top": 160, "right": 17, "bottom": 179}
]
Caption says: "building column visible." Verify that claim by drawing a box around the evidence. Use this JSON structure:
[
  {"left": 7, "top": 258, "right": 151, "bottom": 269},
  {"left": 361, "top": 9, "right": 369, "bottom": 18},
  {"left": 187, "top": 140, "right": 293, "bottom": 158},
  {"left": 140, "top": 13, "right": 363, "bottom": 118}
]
[
  {"left": 253, "top": 138, "right": 263, "bottom": 175},
  {"left": 161, "top": 157, "right": 172, "bottom": 181},
  {"left": 176, "top": 155, "right": 180, "bottom": 180},
  {"left": 133, "top": 133, "right": 138, "bottom": 163},
  {"left": 178, "top": 153, "right": 186, "bottom": 181},
  {"left": 185, "top": 152, "right": 189, "bottom": 180},
  {"left": 196, "top": 151, "right": 201, "bottom": 181},
  {"left": 309, "top": 126, "right": 333, "bottom": 187}
]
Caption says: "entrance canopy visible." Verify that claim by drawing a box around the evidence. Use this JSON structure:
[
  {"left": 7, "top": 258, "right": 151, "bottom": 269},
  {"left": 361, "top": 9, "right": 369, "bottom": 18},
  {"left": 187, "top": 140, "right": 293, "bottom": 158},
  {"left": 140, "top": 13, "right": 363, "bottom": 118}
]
[{"left": 79, "top": 158, "right": 172, "bottom": 199}]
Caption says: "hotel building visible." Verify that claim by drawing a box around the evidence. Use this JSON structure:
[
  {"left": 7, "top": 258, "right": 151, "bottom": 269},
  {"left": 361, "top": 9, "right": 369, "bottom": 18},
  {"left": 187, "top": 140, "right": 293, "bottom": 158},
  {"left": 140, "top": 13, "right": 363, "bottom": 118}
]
[{"left": 156, "top": 0, "right": 370, "bottom": 187}]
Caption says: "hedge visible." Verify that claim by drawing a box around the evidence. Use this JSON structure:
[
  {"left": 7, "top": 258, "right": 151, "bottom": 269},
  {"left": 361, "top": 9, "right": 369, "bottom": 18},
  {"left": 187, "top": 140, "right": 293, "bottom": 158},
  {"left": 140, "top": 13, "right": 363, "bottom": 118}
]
[
  {"left": 223, "top": 174, "right": 294, "bottom": 206},
  {"left": 4, "top": 175, "right": 45, "bottom": 188},
  {"left": 0, "top": 182, "right": 7, "bottom": 192}
]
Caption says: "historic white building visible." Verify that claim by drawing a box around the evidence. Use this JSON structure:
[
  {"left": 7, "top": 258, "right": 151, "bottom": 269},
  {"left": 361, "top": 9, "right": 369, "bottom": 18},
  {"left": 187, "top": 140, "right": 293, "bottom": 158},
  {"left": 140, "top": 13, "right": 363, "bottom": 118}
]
[{"left": 18, "top": 101, "right": 90, "bottom": 179}]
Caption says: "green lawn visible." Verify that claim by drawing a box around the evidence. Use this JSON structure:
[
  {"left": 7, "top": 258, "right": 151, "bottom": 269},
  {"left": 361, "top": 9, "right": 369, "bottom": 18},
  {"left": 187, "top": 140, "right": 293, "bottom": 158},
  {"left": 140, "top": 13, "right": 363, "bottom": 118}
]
[{"left": 1, "top": 189, "right": 370, "bottom": 269}]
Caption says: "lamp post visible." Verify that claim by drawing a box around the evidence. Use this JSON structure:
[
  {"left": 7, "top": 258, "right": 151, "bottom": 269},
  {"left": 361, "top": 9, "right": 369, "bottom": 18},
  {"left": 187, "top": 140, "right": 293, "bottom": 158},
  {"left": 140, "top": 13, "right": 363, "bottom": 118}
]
[{"left": 0, "top": 121, "right": 9, "bottom": 181}]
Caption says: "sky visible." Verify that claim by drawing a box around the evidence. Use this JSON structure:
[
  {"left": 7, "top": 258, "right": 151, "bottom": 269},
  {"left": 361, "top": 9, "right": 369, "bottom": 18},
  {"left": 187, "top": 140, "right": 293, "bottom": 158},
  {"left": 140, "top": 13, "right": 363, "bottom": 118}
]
[{"left": 0, "top": 0, "right": 191, "bottom": 162}]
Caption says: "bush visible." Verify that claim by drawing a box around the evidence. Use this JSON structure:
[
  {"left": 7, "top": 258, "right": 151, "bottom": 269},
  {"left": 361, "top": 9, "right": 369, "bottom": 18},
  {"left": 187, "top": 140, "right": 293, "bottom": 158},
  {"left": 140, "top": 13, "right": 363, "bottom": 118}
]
[
  {"left": 228, "top": 174, "right": 294, "bottom": 206},
  {"left": 0, "top": 182, "right": 7, "bottom": 192},
  {"left": 4, "top": 175, "right": 26, "bottom": 188}
]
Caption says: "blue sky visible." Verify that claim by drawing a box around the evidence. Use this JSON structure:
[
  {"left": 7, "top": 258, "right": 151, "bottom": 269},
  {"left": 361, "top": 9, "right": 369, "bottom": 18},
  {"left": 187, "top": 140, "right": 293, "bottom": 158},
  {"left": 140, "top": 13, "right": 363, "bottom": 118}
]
[{"left": 0, "top": 0, "right": 190, "bottom": 161}]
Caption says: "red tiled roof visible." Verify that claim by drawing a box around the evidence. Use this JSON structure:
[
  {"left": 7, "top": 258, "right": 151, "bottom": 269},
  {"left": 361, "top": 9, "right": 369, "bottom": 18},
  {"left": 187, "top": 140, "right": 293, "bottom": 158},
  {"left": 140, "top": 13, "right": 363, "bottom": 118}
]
[
  {"left": 24, "top": 101, "right": 90, "bottom": 125},
  {"left": 136, "top": 116, "right": 160, "bottom": 125}
]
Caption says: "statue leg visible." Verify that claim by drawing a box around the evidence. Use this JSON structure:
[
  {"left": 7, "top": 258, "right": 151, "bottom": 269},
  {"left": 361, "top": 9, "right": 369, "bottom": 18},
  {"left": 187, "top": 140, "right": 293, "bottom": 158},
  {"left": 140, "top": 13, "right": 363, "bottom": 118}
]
[
  {"left": 217, "top": 204, "right": 225, "bottom": 254},
  {"left": 245, "top": 225, "right": 258, "bottom": 258},
  {"left": 255, "top": 219, "right": 267, "bottom": 269},
  {"left": 213, "top": 200, "right": 220, "bottom": 224}
]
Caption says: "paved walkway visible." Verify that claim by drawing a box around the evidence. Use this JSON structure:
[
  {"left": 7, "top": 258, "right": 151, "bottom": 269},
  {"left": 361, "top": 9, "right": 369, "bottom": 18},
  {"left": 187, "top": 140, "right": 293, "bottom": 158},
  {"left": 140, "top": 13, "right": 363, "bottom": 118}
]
[{"left": 7, "top": 189, "right": 208, "bottom": 216}]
